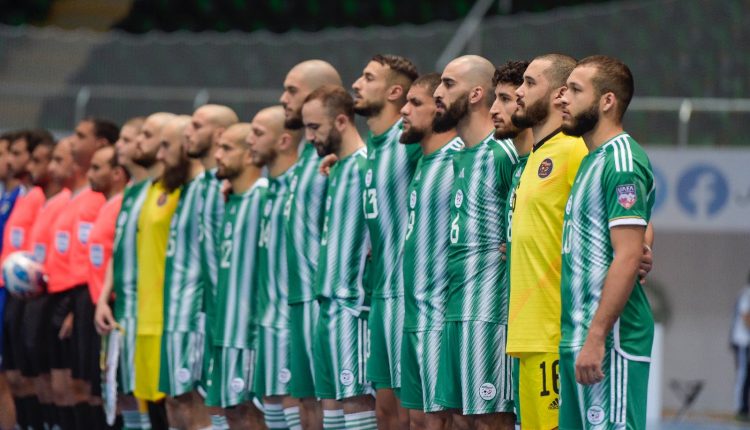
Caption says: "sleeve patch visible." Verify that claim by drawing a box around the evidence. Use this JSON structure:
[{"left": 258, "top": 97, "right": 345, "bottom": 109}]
[{"left": 615, "top": 184, "right": 637, "bottom": 209}]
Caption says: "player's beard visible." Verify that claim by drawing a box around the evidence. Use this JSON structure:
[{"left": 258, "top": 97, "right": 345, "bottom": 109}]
[
  {"left": 216, "top": 162, "right": 240, "bottom": 181},
  {"left": 493, "top": 117, "right": 521, "bottom": 140},
  {"left": 187, "top": 139, "right": 211, "bottom": 159},
  {"left": 562, "top": 103, "right": 599, "bottom": 137},
  {"left": 161, "top": 154, "right": 190, "bottom": 193},
  {"left": 251, "top": 148, "right": 276, "bottom": 169},
  {"left": 512, "top": 93, "right": 550, "bottom": 129},
  {"left": 284, "top": 111, "right": 304, "bottom": 130},
  {"left": 353, "top": 97, "right": 385, "bottom": 118},
  {"left": 433, "top": 93, "right": 468, "bottom": 133},
  {"left": 400, "top": 125, "right": 427, "bottom": 144},
  {"left": 132, "top": 148, "right": 158, "bottom": 168},
  {"left": 314, "top": 128, "right": 343, "bottom": 157}
]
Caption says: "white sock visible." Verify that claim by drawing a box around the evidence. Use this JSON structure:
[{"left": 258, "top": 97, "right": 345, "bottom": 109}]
[
  {"left": 264, "top": 403, "right": 289, "bottom": 429},
  {"left": 139, "top": 411, "right": 152, "bottom": 430},
  {"left": 283, "top": 406, "right": 302, "bottom": 430},
  {"left": 122, "top": 410, "right": 140, "bottom": 430},
  {"left": 322, "top": 409, "right": 345, "bottom": 429},
  {"left": 344, "top": 410, "right": 377, "bottom": 430},
  {"left": 210, "top": 414, "right": 229, "bottom": 430}
]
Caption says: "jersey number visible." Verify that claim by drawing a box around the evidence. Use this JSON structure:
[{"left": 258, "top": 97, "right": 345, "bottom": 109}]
[
  {"left": 166, "top": 229, "right": 177, "bottom": 257},
  {"left": 539, "top": 360, "right": 560, "bottom": 397},
  {"left": 404, "top": 210, "right": 415, "bottom": 241},
  {"left": 450, "top": 214, "right": 460, "bottom": 244},
  {"left": 258, "top": 220, "right": 271, "bottom": 248},
  {"left": 363, "top": 189, "right": 378, "bottom": 219},
  {"left": 220, "top": 240, "right": 232, "bottom": 268}
]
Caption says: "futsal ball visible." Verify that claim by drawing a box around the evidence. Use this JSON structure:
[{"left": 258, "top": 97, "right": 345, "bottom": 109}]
[{"left": 2, "top": 251, "right": 46, "bottom": 298}]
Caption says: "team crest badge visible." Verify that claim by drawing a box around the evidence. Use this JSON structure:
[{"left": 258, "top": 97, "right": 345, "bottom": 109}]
[
  {"left": 454, "top": 190, "right": 464, "bottom": 208},
  {"left": 230, "top": 377, "right": 245, "bottom": 393},
  {"left": 90, "top": 244, "right": 104, "bottom": 268},
  {"left": 339, "top": 369, "right": 354, "bottom": 386},
  {"left": 10, "top": 227, "right": 23, "bottom": 248},
  {"left": 157, "top": 192, "right": 168, "bottom": 206},
  {"left": 586, "top": 405, "right": 605, "bottom": 425},
  {"left": 616, "top": 184, "right": 637, "bottom": 209},
  {"left": 538, "top": 158, "right": 553, "bottom": 178},
  {"left": 55, "top": 232, "right": 70, "bottom": 254},
  {"left": 479, "top": 383, "right": 497, "bottom": 401},
  {"left": 78, "top": 222, "right": 93, "bottom": 245},
  {"left": 278, "top": 368, "right": 292, "bottom": 384}
]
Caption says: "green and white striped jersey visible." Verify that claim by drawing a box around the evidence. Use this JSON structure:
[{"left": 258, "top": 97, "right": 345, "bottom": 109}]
[
  {"left": 500, "top": 153, "right": 529, "bottom": 295},
  {"left": 362, "top": 120, "right": 422, "bottom": 298},
  {"left": 256, "top": 169, "right": 292, "bottom": 329},
  {"left": 284, "top": 143, "right": 327, "bottom": 304},
  {"left": 112, "top": 179, "right": 150, "bottom": 321},
  {"left": 402, "top": 137, "right": 463, "bottom": 332},
  {"left": 446, "top": 133, "right": 518, "bottom": 324},
  {"left": 163, "top": 176, "right": 204, "bottom": 332},
  {"left": 315, "top": 147, "right": 370, "bottom": 313},
  {"left": 561, "top": 133, "right": 655, "bottom": 360},
  {"left": 212, "top": 178, "right": 268, "bottom": 349},
  {"left": 199, "top": 170, "right": 224, "bottom": 324}
]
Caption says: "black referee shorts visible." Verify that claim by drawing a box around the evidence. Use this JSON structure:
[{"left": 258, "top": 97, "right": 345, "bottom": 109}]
[
  {"left": 2, "top": 293, "right": 25, "bottom": 372},
  {"left": 71, "top": 285, "right": 102, "bottom": 393},
  {"left": 20, "top": 293, "right": 55, "bottom": 377}
]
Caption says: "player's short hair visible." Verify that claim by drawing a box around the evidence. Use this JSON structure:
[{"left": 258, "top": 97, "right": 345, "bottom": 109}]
[
  {"left": 411, "top": 73, "right": 442, "bottom": 95},
  {"left": 26, "top": 129, "right": 55, "bottom": 154},
  {"left": 82, "top": 117, "right": 120, "bottom": 144},
  {"left": 576, "top": 55, "right": 634, "bottom": 120},
  {"left": 0, "top": 130, "right": 19, "bottom": 144},
  {"left": 371, "top": 54, "right": 419, "bottom": 84},
  {"left": 534, "top": 53, "right": 577, "bottom": 89},
  {"left": 304, "top": 84, "right": 355, "bottom": 121},
  {"left": 493, "top": 60, "right": 530, "bottom": 87}
]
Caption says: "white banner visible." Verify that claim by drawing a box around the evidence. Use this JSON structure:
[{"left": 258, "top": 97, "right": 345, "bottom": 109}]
[{"left": 648, "top": 148, "right": 750, "bottom": 232}]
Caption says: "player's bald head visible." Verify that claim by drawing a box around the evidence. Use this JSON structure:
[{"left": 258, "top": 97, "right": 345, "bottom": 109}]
[
  {"left": 146, "top": 112, "right": 176, "bottom": 131},
  {"left": 288, "top": 60, "right": 343, "bottom": 89},
  {"left": 443, "top": 55, "right": 496, "bottom": 106},
  {"left": 162, "top": 115, "right": 190, "bottom": 140},
  {"left": 193, "top": 104, "right": 239, "bottom": 128},
  {"left": 533, "top": 53, "right": 577, "bottom": 89},
  {"left": 253, "top": 106, "right": 286, "bottom": 135},
  {"left": 222, "top": 122, "right": 253, "bottom": 147}
]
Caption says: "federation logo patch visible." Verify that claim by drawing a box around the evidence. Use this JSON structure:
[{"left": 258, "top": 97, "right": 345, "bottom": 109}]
[
  {"left": 230, "top": 377, "right": 245, "bottom": 393},
  {"left": 90, "top": 244, "right": 104, "bottom": 268},
  {"left": 365, "top": 169, "right": 373, "bottom": 187},
  {"left": 586, "top": 405, "right": 605, "bottom": 425},
  {"left": 78, "top": 222, "right": 93, "bottom": 245},
  {"left": 278, "top": 368, "right": 292, "bottom": 384},
  {"left": 55, "top": 232, "right": 70, "bottom": 254},
  {"left": 479, "top": 383, "right": 497, "bottom": 401},
  {"left": 454, "top": 190, "right": 464, "bottom": 208},
  {"left": 538, "top": 158, "right": 554, "bottom": 178},
  {"left": 10, "top": 227, "right": 24, "bottom": 249},
  {"left": 616, "top": 184, "right": 637, "bottom": 209},
  {"left": 339, "top": 369, "right": 355, "bottom": 386},
  {"left": 409, "top": 190, "right": 417, "bottom": 209}
]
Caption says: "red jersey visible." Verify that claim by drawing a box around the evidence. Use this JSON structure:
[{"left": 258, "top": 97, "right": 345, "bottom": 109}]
[
  {"left": 29, "top": 189, "right": 72, "bottom": 268},
  {"left": 0, "top": 186, "right": 45, "bottom": 287},
  {"left": 46, "top": 187, "right": 106, "bottom": 293},
  {"left": 87, "top": 193, "right": 123, "bottom": 303}
]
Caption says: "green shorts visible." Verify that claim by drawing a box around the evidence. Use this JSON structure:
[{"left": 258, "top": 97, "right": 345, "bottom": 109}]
[
  {"left": 435, "top": 321, "right": 514, "bottom": 415},
  {"left": 253, "top": 325, "right": 291, "bottom": 398},
  {"left": 366, "top": 296, "right": 404, "bottom": 390},
  {"left": 158, "top": 330, "right": 205, "bottom": 397},
  {"left": 559, "top": 347, "right": 650, "bottom": 430},
  {"left": 400, "top": 330, "right": 445, "bottom": 412},
  {"left": 313, "top": 299, "right": 372, "bottom": 400},
  {"left": 204, "top": 345, "right": 255, "bottom": 408},
  {"left": 116, "top": 317, "right": 137, "bottom": 394},
  {"left": 289, "top": 300, "right": 318, "bottom": 399}
]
